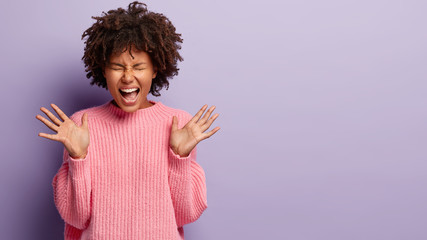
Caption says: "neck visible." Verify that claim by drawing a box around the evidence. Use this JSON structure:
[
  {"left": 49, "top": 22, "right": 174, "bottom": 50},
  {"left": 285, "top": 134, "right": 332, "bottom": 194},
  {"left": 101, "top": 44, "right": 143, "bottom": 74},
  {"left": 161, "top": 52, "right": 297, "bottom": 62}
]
[{"left": 101, "top": 99, "right": 170, "bottom": 124}]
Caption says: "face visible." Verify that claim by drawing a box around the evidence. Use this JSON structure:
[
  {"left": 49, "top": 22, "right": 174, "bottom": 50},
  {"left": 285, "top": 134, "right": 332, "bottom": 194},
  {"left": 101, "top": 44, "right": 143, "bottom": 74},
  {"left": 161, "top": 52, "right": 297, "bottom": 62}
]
[{"left": 103, "top": 47, "right": 157, "bottom": 112}]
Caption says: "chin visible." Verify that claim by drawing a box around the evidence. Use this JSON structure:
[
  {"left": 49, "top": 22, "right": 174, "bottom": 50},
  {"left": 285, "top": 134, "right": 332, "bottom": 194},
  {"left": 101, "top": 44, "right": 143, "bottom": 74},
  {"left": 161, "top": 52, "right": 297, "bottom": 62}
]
[
  {"left": 119, "top": 104, "right": 140, "bottom": 113},
  {"left": 112, "top": 99, "right": 137, "bottom": 112}
]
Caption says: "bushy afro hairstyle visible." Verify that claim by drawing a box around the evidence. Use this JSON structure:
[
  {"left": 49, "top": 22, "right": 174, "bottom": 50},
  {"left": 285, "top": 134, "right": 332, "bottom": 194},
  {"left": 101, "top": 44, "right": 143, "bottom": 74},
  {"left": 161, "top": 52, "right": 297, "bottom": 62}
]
[{"left": 81, "top": 1, "right": 183, "bottom": 96}]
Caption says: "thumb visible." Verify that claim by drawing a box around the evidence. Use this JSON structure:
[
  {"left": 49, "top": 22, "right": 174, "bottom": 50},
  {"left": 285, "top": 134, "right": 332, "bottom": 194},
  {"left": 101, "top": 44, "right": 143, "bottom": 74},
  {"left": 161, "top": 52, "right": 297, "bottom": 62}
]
[
  {"left": 171, "top": 116, "right": 178, "bottom": 132},
  {"left": 81, "top": 112, "right": 89, "bottom": 129}
]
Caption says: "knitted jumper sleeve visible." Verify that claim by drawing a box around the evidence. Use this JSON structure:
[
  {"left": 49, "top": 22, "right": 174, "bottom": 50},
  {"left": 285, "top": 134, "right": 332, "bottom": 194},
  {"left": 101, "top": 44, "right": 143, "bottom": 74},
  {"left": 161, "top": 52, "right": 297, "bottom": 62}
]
[
  {"left": 167, "top": 113, "right": 208, "bottom": 227},
  {"left": 51, "top": 113, "right": 92, "bottom": 230}
]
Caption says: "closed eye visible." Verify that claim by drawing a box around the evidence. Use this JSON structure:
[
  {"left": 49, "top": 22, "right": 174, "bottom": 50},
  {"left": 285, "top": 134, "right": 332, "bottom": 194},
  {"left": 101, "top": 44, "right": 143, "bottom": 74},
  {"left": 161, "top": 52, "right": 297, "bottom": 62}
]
[{"left": 108, "top": 65, "right": 124, "bottom": 71}]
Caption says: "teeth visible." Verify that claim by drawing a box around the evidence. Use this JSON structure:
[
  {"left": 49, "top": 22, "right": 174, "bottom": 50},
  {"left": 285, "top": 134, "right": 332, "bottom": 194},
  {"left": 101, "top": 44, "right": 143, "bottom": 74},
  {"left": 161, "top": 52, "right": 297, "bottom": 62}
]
[{"left": 120, "top": 88, "right": 138, "bottom": 93}]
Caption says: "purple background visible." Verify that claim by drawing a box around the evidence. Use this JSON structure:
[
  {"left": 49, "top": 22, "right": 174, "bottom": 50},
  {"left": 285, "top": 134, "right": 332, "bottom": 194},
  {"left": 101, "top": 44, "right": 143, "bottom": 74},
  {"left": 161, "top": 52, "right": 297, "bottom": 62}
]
[{"left": 1, "top": 0, "right": 426, "bottom": 239}]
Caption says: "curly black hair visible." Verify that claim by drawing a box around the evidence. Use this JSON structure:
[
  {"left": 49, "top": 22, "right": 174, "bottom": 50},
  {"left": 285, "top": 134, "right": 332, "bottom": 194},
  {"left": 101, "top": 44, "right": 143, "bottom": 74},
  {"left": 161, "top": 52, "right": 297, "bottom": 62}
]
[{"left": 81, "top": 1, "right": 183, "bottom": 96}]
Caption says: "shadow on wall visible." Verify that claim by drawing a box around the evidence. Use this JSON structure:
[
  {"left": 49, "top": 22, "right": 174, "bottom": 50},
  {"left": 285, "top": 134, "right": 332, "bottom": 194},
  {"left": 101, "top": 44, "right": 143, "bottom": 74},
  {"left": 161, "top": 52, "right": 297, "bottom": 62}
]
[
  {"left": 34, "top": 66, "right": 109, "bottom": 239},
  {"left": 57, "top": 67, "right": 111, "bottom": 115},
  {"left": 33, "top": 145, "right": 67, "bottom": 240}
]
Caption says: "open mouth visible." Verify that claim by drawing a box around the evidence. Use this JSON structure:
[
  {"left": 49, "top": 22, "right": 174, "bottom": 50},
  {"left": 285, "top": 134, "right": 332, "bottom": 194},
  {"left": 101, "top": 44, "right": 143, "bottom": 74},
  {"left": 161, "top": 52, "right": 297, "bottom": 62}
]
[{"left": 119, "top": 88, "right": 140, "bottom": 104}]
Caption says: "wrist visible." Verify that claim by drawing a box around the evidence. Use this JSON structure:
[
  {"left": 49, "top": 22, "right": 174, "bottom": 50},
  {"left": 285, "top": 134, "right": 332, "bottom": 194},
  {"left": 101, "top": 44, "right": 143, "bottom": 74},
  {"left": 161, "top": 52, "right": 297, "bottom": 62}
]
[{"left": 170, "top": 146, "right": 189, "bottom": 158}]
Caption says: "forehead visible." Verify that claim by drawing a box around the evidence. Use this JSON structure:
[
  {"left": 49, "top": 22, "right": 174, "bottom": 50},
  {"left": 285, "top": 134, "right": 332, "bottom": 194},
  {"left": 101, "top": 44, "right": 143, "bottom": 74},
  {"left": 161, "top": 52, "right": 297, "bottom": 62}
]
[{"left": 109, "top": 48, "right": 151, "bottom": 63}]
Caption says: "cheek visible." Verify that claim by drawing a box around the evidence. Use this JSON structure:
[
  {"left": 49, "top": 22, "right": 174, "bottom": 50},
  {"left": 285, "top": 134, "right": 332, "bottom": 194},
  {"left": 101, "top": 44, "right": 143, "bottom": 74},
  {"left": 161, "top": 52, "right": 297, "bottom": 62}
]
[
  {"left": 105, "top": 80, "right": 113, "bottom": 91},
  {"left": 143, "top": 78, "right": 153, "bottom": 90},
  {"left": 105, "top": 77, "right": 118, "bottom": 95},
  {"left": 105, "top": 73, "right": 118, "bottom": 87}
]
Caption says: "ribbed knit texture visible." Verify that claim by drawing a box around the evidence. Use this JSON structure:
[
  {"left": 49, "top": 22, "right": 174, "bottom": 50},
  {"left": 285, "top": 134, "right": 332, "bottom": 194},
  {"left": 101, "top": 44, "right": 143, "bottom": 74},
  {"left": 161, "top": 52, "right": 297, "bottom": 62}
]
[{"left": 51, "top": 100, "right": 208, "bottom": 240}]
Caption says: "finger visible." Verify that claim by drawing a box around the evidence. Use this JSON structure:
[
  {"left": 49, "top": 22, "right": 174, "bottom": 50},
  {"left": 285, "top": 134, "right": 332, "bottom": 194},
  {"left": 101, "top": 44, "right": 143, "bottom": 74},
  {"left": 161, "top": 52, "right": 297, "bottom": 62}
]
[
  {"left": 81, "top": 112, "right": 88, "bottom": 129},
  {"left": 189, "top": 104, "right": 208, "bottom": 125},
  {"left": 201, "top": 113, "right": 219, "bottom": 132},
  {"left": 38, "top": 132, "right": 62, "bottom": 142},
  {"left": 51, "top": 103, "right": 70, "bottom": 122},
  {"left": 36, "top": 115, "right": 59, "bottom": 132},
  {"left": 40, "top": 107, "right": 62, "bottom": 126},
  {"left": 202, "top": 127, "right": 221, "bottom": 140},
  {"left": 197, "top": 105, "right": 216, "bottom": 125},
  {"left": 171, "top": 116, "right": 178, "bottom": 131}
]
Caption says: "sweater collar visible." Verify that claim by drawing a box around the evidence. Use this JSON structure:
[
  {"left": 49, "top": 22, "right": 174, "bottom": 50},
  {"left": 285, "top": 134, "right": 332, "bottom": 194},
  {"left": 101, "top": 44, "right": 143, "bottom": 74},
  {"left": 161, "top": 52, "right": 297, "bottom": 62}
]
[{"left": 101, "top": 99, "right": 171, "bottom": 123}]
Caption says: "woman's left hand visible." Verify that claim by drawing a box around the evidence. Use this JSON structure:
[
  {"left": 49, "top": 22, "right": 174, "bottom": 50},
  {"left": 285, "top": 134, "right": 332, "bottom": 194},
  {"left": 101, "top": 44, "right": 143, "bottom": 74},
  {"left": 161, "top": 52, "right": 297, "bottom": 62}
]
[{"left": 170, "top": 105, "right": 220, "bottom": 157}]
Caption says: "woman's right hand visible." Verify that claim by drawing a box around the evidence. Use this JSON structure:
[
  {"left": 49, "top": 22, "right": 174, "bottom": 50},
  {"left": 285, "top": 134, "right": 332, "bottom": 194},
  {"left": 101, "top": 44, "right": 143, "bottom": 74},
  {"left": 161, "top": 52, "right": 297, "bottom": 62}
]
[{"left": 36, "top": 103, "right": 90, "bottom": 159}]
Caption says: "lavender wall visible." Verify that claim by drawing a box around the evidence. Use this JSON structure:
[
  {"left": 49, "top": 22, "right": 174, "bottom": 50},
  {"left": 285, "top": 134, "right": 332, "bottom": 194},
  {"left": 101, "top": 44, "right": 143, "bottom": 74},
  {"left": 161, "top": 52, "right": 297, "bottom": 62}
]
[{"left": 1, "top": 0, "right": 426, "bottom": 239}]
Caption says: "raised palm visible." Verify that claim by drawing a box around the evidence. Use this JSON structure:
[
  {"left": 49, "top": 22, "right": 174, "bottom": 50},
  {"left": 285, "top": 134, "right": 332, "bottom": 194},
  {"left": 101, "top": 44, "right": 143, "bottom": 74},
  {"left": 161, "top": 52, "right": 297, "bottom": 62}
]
[
  {"left": 170, "top": 105, "right": 220, "bottom": 157},
  {"left": 36, "top": 104, "right": 89, "bottom": 159}
]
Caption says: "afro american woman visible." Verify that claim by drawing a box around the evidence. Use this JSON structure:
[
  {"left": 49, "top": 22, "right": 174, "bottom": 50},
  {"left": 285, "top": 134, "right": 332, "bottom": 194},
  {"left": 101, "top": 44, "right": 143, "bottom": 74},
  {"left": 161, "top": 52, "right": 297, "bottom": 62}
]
[{"left": 35, "top": 2, "right": 219, "bottom": 239}]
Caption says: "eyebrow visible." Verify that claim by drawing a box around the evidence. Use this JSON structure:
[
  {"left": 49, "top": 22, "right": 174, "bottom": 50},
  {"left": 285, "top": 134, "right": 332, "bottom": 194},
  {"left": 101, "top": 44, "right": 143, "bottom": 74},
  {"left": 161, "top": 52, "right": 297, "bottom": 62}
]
[{"left": 110, "top": 62, "right": 147, "bottom": 67}]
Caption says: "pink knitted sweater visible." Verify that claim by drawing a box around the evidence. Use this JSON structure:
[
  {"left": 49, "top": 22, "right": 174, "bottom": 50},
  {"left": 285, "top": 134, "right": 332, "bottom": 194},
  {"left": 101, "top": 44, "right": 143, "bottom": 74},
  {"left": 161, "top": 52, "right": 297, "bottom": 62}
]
[{"left": 52, "top": 100, "right": 208, "bottom": 240}]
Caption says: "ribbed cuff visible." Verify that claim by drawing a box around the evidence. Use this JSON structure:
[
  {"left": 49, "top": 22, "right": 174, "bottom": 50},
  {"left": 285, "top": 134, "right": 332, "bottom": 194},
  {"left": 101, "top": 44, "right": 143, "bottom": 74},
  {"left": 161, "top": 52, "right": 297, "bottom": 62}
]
[
  {"left": 68, "top": 152, "right": 90, "bottom": 181},
  {"left": 168, "top": 147, "right": 193, "bottom": 162}
]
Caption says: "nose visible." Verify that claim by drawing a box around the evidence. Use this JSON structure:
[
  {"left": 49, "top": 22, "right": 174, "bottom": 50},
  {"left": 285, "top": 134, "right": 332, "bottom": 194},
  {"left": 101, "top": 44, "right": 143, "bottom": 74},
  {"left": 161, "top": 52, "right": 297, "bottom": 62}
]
[{"left": 121, "top": 67, "right": 135, "bottom": 83}]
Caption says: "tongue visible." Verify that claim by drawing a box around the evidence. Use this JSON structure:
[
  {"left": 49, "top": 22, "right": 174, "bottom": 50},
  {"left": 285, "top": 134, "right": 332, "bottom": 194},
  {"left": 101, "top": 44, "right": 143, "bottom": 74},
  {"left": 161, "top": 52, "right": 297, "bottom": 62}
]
[{"left": 123, "top": 91, "right": 138, "bottom": 100}]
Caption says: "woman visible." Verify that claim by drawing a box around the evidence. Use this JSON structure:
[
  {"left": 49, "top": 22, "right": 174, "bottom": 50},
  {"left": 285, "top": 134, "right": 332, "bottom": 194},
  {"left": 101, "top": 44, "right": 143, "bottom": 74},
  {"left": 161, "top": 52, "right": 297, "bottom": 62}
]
[{"left": 36, "top": 2, "right": 219, "bottom": 239}]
